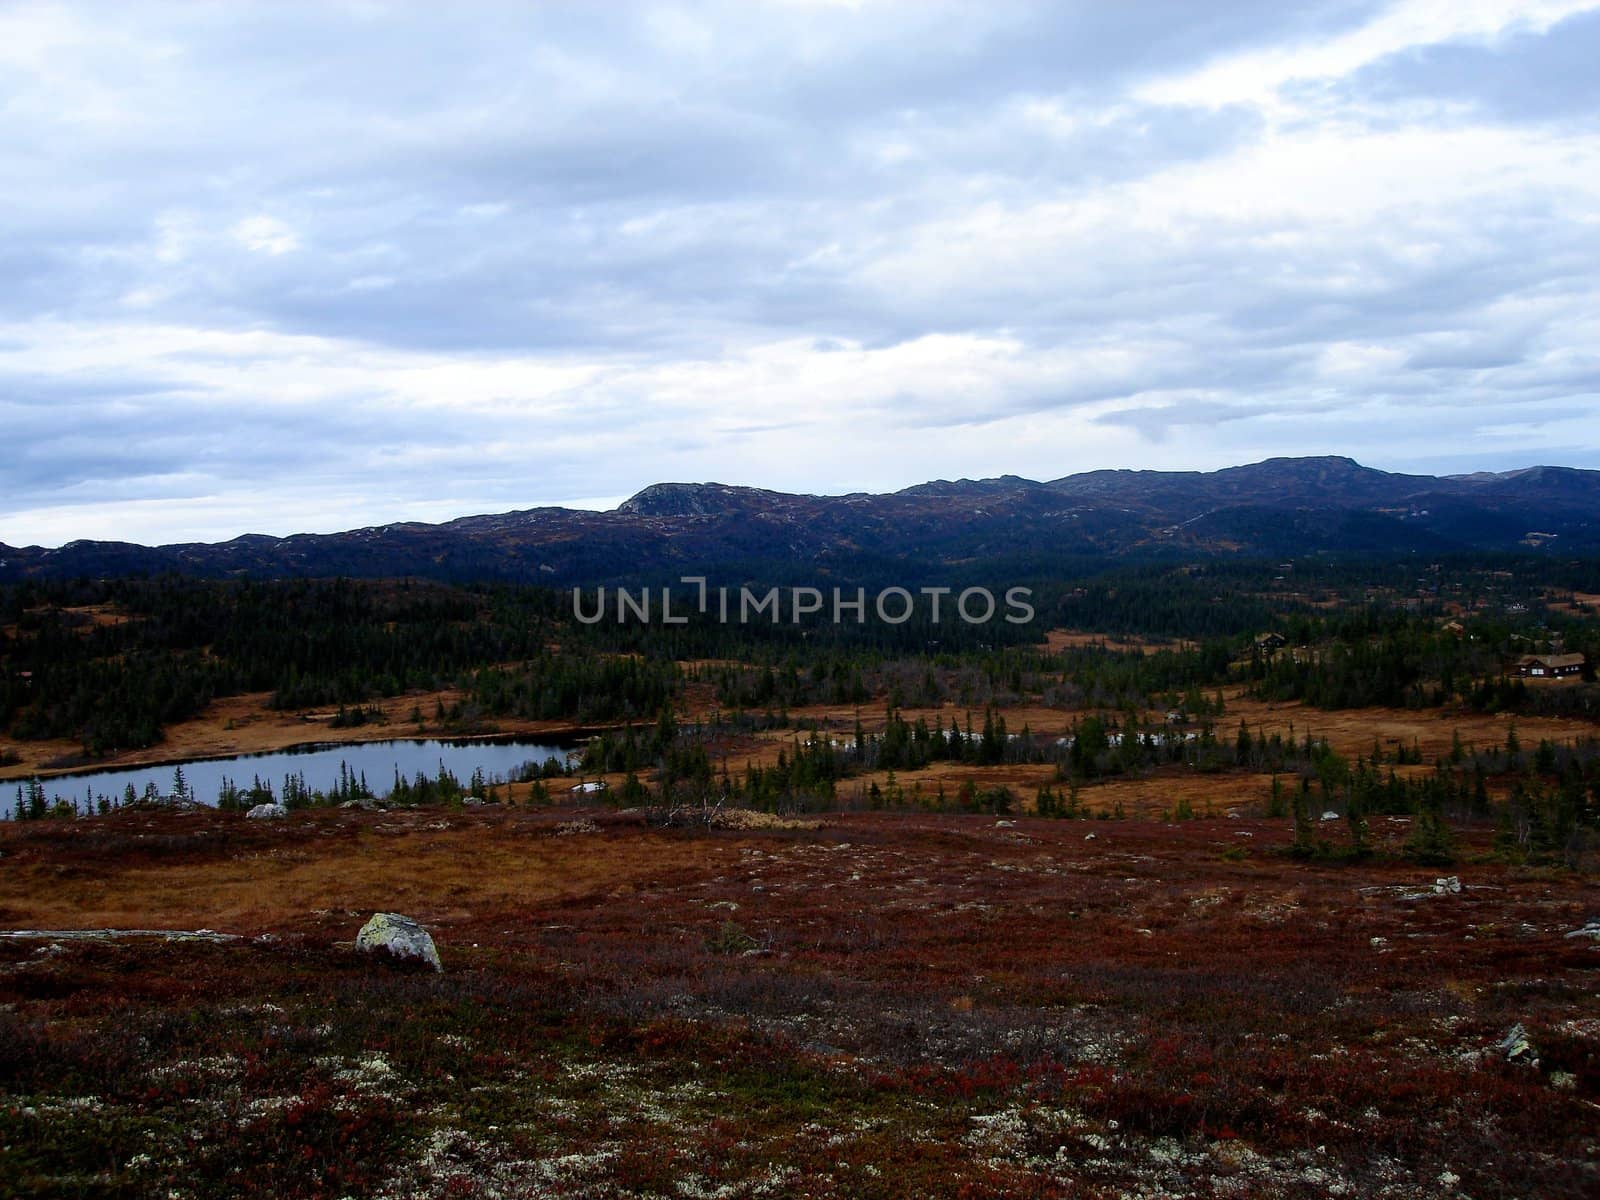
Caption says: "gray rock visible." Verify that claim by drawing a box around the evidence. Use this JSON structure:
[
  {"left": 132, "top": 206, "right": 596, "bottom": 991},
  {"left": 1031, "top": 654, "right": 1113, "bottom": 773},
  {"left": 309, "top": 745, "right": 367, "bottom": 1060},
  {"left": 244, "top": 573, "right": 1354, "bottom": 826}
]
[
  {"left": 355, "top": 912, "right": 442, "bottom": 972},
  {"left": 1563, "top": 918, "right": 1600, "bottom": 940},
  {"left": 245, "top": 803, "right": 288, "bottom": 820},
  {"left": 0, "top": 928, "right": 241, "bottom": 944},
  {"left": 1499, "top": 1023, "right": 1537, "bottom": 1067},
  {"left": 1434, "top": 876, "right": 1462, "bottom": 895}
]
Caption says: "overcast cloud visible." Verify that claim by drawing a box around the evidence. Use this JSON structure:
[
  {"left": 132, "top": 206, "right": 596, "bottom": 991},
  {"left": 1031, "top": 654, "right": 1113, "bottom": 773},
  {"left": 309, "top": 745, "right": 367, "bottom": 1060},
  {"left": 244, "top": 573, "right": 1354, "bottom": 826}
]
[{"left": 3, "top": 0, "right": 1599, "bottom": 545}]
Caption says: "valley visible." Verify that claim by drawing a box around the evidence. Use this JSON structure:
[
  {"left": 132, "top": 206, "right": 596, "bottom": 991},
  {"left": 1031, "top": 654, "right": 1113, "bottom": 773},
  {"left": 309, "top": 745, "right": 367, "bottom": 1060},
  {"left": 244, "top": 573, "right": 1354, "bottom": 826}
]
[{"left": 3, "top": 549, "right": 1598, "bottom": 1198}]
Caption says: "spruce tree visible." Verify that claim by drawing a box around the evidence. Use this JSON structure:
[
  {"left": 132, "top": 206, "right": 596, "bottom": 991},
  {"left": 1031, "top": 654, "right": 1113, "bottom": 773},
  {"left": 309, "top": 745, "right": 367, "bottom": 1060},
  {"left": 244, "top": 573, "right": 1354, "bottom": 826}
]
[
  {"left": 1345, "top": 788, "right": 1370, "bottom": 859},
  {"left": 1266, "top": 774, "right": 1288, "bottom": 818},
  {"left": 1290, "top": 777, "right": 1315, "bottom": 859},
  {"left": 1405, "top": 792, "right": 1456, "bottom": 866}
]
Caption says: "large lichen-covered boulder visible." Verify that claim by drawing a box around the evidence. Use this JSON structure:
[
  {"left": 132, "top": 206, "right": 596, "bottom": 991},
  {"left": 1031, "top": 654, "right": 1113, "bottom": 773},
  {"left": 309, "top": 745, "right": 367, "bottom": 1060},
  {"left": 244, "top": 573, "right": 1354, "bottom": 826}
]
[
  {"left": 245, "top": 803, "right": 287, "bottom": 820},
  {"left": 355, "top": 912, "right": 442, "bottom": 972}
]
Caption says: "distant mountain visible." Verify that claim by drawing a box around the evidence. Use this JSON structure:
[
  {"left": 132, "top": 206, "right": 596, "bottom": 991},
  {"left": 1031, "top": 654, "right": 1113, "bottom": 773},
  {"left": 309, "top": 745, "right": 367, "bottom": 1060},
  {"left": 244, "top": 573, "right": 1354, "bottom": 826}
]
[
  {"left": 1045, "top": 456, "right": 1438, "bottom": 508},
  {"left": 3, "top": 456, "right": 1597, "bottom": 585}
]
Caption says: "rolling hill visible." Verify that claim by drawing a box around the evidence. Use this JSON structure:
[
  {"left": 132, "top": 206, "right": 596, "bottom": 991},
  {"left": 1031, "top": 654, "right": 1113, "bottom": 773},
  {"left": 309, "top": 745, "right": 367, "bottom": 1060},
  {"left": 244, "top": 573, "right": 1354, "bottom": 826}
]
[{"left": 3, "top": 456, "right": 1597, "bottom": 585}]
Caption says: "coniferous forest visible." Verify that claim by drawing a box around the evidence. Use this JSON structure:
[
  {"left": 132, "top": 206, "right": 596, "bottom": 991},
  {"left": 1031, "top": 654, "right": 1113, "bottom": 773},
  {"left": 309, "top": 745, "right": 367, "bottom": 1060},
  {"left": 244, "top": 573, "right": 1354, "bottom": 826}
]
[
  {"left": 2, "top": 556, "right": 1597, "bottom": 872},
  {"left": 2, "top": 556, "right": 1594, "bottom": 757}
]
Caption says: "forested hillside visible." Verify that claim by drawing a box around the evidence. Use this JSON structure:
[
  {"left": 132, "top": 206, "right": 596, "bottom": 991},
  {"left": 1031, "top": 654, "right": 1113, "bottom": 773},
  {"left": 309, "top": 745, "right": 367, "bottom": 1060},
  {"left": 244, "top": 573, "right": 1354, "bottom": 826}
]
[{"left": 2, "top": 556, "right": 1593, "bottom": 760}]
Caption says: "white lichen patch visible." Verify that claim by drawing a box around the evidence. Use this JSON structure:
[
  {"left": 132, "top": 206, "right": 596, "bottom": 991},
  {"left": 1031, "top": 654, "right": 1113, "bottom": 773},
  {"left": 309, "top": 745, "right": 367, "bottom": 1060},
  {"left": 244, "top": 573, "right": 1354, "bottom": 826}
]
[{"left": 147, "top": 1055, "right": 245, "bottom": 1084}]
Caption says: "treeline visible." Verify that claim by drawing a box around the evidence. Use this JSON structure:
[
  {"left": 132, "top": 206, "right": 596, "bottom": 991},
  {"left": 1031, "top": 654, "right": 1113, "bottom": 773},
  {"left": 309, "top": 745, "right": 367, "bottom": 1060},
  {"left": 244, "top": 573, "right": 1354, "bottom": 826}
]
[
  {"left": 571, "top": 703, "right": 1346, "bottom": 818},
  {"left": 1, "top": 578, "right": 558, "bottom": 753},
  {"left": 1246, "top": 612, "right": 1598, "bottom": 714},
  {"left": 0, "top": 578, "right": 682, "bottom": 754},
  {"left": 9, "top": 754, "right": 575, "bottom": 820},
  {"left": 4, "top": 556, "right": 1596, "bottom": 758},
  {"left": 570, "top": 703, "right": 1600, "bottom": 869},
  {"left": 0, "top": 572, "right": 1242, "bottom": 757},
  {"left": 704, "top": 641, "right": 1238, "bottom": 718}
]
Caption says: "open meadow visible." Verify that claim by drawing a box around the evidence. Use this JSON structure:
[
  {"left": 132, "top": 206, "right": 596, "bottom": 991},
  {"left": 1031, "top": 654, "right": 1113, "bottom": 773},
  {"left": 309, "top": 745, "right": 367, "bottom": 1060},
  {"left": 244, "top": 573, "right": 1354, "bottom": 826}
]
[{"left": 3, "top": 796, "right": 1598, "bottom": 1198}]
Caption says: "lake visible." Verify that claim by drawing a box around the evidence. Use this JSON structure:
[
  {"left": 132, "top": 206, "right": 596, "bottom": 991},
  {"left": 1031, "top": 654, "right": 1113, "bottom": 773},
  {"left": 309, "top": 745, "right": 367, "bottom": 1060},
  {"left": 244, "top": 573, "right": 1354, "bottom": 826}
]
[{"left": 6, "top": 736, "right": 582, "bottom": 815}]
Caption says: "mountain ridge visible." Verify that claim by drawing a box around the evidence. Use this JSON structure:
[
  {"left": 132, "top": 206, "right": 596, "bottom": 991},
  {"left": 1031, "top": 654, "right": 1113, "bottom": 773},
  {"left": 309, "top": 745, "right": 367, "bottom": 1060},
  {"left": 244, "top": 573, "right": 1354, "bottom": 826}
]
[{"left": 3, "top": 456, "right": 1597, "bottom": 585}]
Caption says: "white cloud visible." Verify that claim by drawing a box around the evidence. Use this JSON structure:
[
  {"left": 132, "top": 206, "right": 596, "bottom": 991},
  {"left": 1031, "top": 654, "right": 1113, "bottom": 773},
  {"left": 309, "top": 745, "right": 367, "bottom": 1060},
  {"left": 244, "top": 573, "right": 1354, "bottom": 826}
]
[
  {"left": 0, "top": 0, "right": 1597, "bottom": 545},
  {"left": 232, "top": 216, "right": 299, "bottom": 256},
  {"left": 1142, "top": 0, "right": 1600, "bottom": 109}
]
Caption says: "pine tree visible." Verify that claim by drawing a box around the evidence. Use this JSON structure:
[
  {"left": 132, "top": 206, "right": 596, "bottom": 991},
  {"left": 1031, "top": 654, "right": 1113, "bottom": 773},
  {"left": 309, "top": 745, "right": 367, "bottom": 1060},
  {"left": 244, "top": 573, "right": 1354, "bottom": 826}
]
[
  {"left": 1290, "top": 777, "right": 1315, "bottom": 859},
  {"left": 1266, "top": 774, "right": 1288, "bottom": 818},
  {"left": 1406, "top": 792, "right": 1456, "bottom": 866},
  {"left": 1345, "top": 788, "right": 1370, "bottom": 859}
]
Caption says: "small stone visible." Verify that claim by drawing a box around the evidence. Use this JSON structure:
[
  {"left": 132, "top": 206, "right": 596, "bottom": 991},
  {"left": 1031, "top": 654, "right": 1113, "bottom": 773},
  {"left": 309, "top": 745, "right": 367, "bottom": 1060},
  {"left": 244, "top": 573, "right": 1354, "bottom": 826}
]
[
  {"left": 1499, "top": 1023, "right": 1537, "bottom": 1067},
  {"left": 355, "top": 912, "right": 443, "bottom": 972},
  {"left": 245, "top": 803, "right": 287, "bottom": 820},
  {"left": 1434, "top": 876, "right": 1462, "bottom": 895}
]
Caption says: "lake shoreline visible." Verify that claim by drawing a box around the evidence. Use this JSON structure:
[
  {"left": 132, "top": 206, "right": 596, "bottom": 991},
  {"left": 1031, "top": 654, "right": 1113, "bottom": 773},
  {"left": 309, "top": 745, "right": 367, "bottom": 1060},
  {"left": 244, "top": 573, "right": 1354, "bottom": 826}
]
[
  {"left": 5, "top": 731, "right": 607, "bottom": 817},
  {"left": 0, "top": 685, "right": 634, "bottom": 783},
  {"left": 7, "top": 727, "right": 607, "bottom": 787}
]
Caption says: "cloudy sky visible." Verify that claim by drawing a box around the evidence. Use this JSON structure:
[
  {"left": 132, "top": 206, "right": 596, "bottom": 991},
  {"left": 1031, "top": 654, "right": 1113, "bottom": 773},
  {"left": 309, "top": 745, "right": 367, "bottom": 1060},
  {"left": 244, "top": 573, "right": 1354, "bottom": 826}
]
[{"left": 4, "top": 0, "right": 1600, "bottom": 546}]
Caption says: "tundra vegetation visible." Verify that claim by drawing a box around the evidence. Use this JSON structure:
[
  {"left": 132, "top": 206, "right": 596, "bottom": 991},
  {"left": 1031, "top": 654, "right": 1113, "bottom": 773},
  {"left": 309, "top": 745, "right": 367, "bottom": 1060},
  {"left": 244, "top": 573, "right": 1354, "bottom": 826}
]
[{"left": 1, "top": 558, "right": 1598, "bottom": 1196}]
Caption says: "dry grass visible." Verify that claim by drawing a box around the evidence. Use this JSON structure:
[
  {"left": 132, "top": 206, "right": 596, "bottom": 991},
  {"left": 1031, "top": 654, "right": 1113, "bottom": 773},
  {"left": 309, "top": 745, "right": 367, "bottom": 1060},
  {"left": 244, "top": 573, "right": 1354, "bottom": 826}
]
[
  {"left": 1220, "top": 693, "right": 1598, "bottom": 760},
  {"left": 1042, "top": 628, "right": 1186, "bottom": 655},
  {"left": 0, "top": 808, "right": 745, "bottom": 933},
  {"left": 3, "top": 804, "right": 1598, "bottom": 1198}
]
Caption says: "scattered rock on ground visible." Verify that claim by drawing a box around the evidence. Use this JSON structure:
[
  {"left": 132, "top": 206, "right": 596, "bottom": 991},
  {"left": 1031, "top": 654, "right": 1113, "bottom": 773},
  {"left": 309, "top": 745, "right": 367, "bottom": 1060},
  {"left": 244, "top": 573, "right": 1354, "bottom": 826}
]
[
  {"left": 1499, "top": 1023, "right": 1537, "bottom": 1067},
  {"left": 355, "top": 912, "right": 443, "bottom": 972},
  {"left": 1563, "top": 918, "right": 1600, "bottom": 940},
  {"left": 246, "top": 802, "right": 287, "bottom": 820},
  {"left": 0, "top": 928, "right": 241, "bottom": 943},
  {"left": 1392, "top": 876, "right": 1464, "bottom": 901}
]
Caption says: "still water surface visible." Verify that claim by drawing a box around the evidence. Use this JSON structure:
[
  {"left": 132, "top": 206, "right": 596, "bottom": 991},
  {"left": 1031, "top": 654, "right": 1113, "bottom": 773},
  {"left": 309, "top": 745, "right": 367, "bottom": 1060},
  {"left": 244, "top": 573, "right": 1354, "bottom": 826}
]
[{"left": 9, "top": 736, "right": 580, "bottom": 812}]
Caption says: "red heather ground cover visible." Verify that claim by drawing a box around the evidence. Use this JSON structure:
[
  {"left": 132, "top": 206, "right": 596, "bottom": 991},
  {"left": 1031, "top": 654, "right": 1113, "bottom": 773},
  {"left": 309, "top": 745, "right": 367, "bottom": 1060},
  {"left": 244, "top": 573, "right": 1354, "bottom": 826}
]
[{"left": 1, "top": 805, "right": 1596, "bottom": 1197}]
